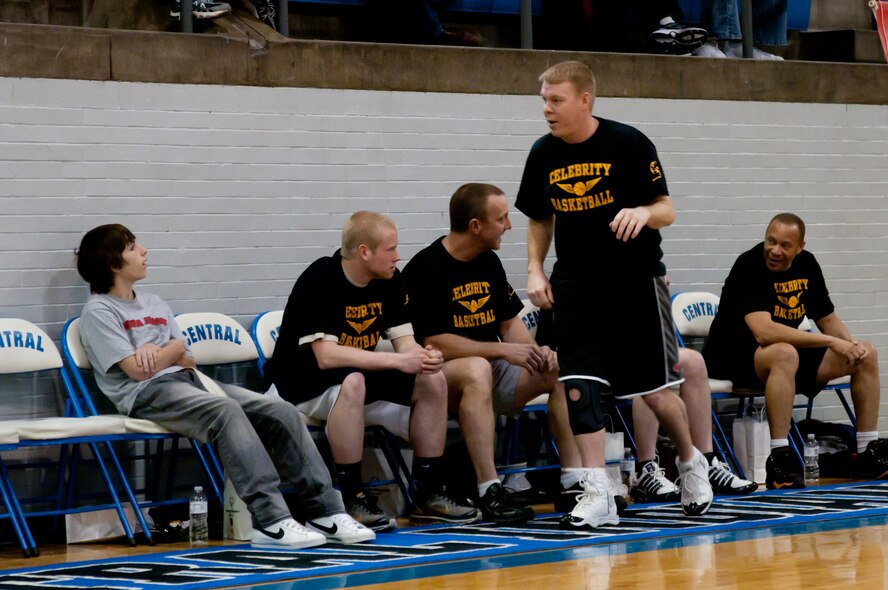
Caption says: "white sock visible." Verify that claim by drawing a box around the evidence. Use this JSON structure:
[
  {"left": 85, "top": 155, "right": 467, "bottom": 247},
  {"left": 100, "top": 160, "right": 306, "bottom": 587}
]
[
  {"left": 561, "top": 468, "right": 583, "bottom": 489},
  {"left": 770, "top": 439, "right": 789, "bottom": 450},
  {"left": 659, "top": 16, "right": 675, "bottom": 26},
  {"left": 477, "top": 479, "right": 499, "bottom": 497},
  {"left": 677, "top": 448, "right": 701, "bottom": 472},
  {"left": 858, "top": 431, "right": 878, "bottom": 454}
]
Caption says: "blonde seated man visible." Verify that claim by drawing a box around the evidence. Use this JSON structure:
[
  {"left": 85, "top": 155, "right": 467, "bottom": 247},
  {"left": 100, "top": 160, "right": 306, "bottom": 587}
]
[{"left": 264, "top": 211, "right": 479, "bottom": 531}]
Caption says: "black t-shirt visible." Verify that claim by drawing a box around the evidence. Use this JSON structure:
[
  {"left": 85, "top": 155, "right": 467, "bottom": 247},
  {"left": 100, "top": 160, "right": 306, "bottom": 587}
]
[
  {"left": 267, "top": 250, "right": 412, "bottom": 403},
  {"left": 703, "top": 243, "right": 835, "bottom": 373},
  {"left": 402, "top": 237, "right": 524, "bottom": 343},
  {"left": 515, "top": 117, "right": 669, "bottom": 278}
]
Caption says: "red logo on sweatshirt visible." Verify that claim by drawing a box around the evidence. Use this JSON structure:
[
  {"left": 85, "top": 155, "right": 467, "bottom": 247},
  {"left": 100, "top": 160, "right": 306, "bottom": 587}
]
[{"left": 122, "top": 317, "right": 168, "bottom": 330}]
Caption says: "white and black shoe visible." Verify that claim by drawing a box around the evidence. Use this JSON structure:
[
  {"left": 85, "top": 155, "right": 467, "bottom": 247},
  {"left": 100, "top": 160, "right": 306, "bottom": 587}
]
[
  {"left": 253, "top": 0, "right": 277, "bottom": 28},
  {"left": 630, "top": 459, "right": 680, "bottom": 503},
  {"left": 709, "top": 457, "right": 757, "bottom": 495},
  {"left": 675, "top": 449, "right": 714, "bottom": 516},
  {"left": 251, "top": 517, "right": 326, "bottom": 549},
  {"left": 306, "top": 513, "right": 376, "bottom": 544},
  {"left": 650, "top": 21, "right": 708, "bottom": 49},
  {"left": 559, "top": 470, "right": 619, "bottom": 530},
  {"left": 345, "top": 493, "right": 396, "bottom": 532}
]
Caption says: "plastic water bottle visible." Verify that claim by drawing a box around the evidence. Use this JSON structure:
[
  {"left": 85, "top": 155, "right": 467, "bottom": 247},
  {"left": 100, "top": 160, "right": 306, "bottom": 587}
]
[
  {"left": 189, "top": 485, "right": 209, "bottom": 545},
  {"left": 620, "top": 448, "right": 636, "bottom": 487},
  {"left": 804, "top": 434, "right": 820, "bottom": 486}
]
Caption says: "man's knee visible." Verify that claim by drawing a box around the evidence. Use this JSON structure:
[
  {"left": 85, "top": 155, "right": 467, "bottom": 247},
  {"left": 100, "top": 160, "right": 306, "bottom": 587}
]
[
  {"left": 759, "top": 342, "right": 800, "bottom": 374},
  {"left": 679, "top": 348, "right": 707, "bottom": 383},
  {"left": 338, "top": 372, "right": 367, "bottom": 407},
  {"left": 415, "top": 371, "right": 448, "bottom": 404},
  {"left": 564, "top": 379, "right": 606, "bottom": 435},
  {"left": 452, "top": 357, "right": 494, "bottom": 402}
]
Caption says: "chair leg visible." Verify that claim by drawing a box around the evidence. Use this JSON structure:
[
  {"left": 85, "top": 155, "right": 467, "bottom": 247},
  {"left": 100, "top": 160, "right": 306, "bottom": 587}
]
[
  {"left": 101, "top": 440, "right": 155, "bottom": 545},
  {"left": 373, "top": 427, "right": 413, "bottom": 508},
  {"left": 711, "top": 409, "right": 745, "bottom": 479},
  {"left": 835, "top": 389, "right": 857, "bottom": 430},
  {"left": 0, "top": 458, "right": 38, "bottom": 557},
  {"left": 87, "top": 441, "right": 138, "bottom": 547}
]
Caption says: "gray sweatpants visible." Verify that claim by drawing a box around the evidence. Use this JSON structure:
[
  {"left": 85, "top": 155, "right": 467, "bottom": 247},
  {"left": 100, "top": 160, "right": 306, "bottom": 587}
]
[{"left": 131, "top": 369, "right": 343, "bottom": 527}]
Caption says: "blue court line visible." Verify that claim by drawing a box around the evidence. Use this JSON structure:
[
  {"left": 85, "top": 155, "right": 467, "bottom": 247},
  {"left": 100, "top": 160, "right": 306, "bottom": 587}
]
[{"left": 240, "top": 511, "right": 888, "bottom": 590}]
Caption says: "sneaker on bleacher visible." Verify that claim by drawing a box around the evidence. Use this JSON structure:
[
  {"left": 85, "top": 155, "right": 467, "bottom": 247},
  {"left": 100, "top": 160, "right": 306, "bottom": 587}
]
[
  {"left": 650, "top": 18, "right": 707, "bottom": 50},
  {"left": 253, "top": 0, "right": 276, "bottom": 28},
  {"left": 170, "top": 0, "right": 231, "bottom": 21},
  {"left": 630, "top": 459, "right": 681, "bottom": 503},
  {"left": 709, "top": 457, "right": 757, "bottom": 495}
]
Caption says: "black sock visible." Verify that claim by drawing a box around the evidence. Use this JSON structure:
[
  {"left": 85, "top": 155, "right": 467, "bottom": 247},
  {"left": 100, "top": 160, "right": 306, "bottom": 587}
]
[
  {"left": 636, "top": 459, "right": 654, "bottom": 476},
  {"left": 412, "top": 455, "right": 445, "bottom": 499},
  {"left": 334, "top": 462, "right": 363, "bottom": 500}
]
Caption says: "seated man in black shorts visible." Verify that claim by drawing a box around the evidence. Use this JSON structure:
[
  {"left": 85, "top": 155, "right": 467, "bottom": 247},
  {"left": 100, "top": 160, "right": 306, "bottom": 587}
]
[
  {"left": 265, "top": 211, "right": 479, "bottom": 530},
  {"left": 703, "top": 212, "right": 888, "bottom": 489}
]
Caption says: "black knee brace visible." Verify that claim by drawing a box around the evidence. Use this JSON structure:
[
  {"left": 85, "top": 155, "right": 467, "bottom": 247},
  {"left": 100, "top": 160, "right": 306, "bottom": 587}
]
[{"left": 564, "top": 378, "right": 606, "bottom": 435}]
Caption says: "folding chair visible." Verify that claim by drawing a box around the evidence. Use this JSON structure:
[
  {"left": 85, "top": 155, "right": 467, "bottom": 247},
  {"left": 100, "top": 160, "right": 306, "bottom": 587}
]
[
  {"left": 0, "top": 318, "right": 149, "bottom": 556},
  {"left": 61, "top": 317, "right": 224, "bottom": 510},
  {"left": 249, "top": 310, "right": 415, "bottom": 508}
]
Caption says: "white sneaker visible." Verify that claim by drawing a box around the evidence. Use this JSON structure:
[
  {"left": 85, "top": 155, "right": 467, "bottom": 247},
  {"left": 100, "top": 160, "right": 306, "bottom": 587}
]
[
  {"left": 694, "top": 40, "right": 726, "bottom": 58},
  {"left": 559, "top": 469, "right": 619, "bottom": 530},
  {"left": 251, "top": 517, "right": 326, "bottom": 549},
  {"left": 307, "top": 513, "right": 376, "bottom": 544},
  {"left": 675, "top": 449, "right": 714, "bottom": 516},
  {"left": 723, "top": 41, "right": 783, "bottom": 60}
]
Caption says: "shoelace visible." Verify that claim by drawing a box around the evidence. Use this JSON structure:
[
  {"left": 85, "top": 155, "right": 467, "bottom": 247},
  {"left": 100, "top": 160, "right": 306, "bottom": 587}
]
[
  {"left": 332, "top": 513, "right": 368, "bottom": 531},
  {"left": 709, "top": 461, "right": 740, "bottom": 487},
  {"left": 575, "top": 476, "right": 609, "bottom": 507},
  {"left": 674, "top": 467, "right": 709, "bottom": 498},
  {"left": 639, "top": 464, "right": 676, "bottom": 493}
]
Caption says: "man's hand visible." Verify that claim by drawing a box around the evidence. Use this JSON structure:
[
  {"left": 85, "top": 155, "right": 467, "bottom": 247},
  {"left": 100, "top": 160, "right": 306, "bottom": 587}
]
[
  {"left": 527, "top": 269, "right": 554, "bottom": 310},
  {"left": 133, "top": 343, "right": 162, "bottom": 374},
  {"left": 398, "top": 346, "right": 444, "bottom": 375},
  {"left": 610, "top": 206, "right": 652, "bottom": 241},
  {"left": 420, "top": 345, "right": 444, "bottom": 374},
  {"left": 502, "top": 342, "right": 550, "bottom": 374},
  {"left": 829, "top": 338, "right": 869, "bottom": 366}
]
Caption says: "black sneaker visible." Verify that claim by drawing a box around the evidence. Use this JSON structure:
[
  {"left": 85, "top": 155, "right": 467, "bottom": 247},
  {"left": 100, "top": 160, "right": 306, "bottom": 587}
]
[
  {"left": 765, "top": 447, "right": 804, "bottom": 490},
  {"left": 254, "top": 0, "right": 276, "bottom": 28},
  {"left": 650, "top": 21, "right": 707, "bottom": 49},
  {"left": 170, "top": 0, "right": 231, "bottom": 21},
  {"left": 555, "top": 481, "right": 627, "bottom": 515},
  {"left": 853, "top": 439, "right": 888, "bottom": 480},
  {"left": 345, "top": 493, "right": 396, "bottom": 532},
  {"left": 478, "top": 483, "right": 534, "bottom": 524}
]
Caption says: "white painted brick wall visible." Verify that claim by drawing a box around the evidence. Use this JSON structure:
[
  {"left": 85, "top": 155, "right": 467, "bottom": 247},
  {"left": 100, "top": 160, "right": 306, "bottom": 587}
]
[{"left": 0, "top": 76, "right": 886, "bottom": 440}]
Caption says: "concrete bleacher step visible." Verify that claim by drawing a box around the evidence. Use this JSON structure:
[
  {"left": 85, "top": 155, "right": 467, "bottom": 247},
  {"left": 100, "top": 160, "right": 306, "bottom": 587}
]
[
  {"left": 797, "top": 0, "right": 883, "bottom": 63},
  {"left": 794, "top": 28, "right": 884, "bottom": 63}
]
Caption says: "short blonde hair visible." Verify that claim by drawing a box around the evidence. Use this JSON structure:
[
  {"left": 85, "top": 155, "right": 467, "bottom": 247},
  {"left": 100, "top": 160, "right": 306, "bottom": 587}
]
[
  {"left": 341, "top": 211, "right": 396, "bottom": 259},
  {"left": 539, "top": 60, "right": 597, "bottom": 98}
]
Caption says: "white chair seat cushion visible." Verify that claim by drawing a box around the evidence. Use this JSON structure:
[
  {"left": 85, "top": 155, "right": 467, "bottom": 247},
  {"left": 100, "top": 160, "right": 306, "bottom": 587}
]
[
  {"left": 708, "top": 378, "right": 734, "bottom": 393},
  {"left": 8, "top": 416, "right": 126, "bottom": 440},
  {"left": 0, "top": 426, "right": 20, "bottom": 445},
  {"left": 826, "top": 375, "right": 852, "bottom": 386},
  {"left": 123, "top": 418, "right": 174, "bottom": 435},
  {"left": 524, "top": 393, "right": 549, "bottom": 407}
]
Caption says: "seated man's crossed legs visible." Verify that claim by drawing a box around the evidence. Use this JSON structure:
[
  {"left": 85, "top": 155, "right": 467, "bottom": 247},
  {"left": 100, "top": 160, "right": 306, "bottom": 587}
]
[
  {"left": 307, "top": 369, "right": 479, "bottom": 530},
  {"left": 755, "top": 340, "right": 888, "bottom": 489},
  {"left": 631, "top": 348, "right": 757, "bottom": 501}
]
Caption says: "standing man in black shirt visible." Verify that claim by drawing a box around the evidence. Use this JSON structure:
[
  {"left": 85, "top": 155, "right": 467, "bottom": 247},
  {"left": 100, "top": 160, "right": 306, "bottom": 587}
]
[
  {"left": 703, "top": 213, "right": 887, "bottom": 489},
  {"left": 516, "top": 60, "right": 713, "bottom": 529}
]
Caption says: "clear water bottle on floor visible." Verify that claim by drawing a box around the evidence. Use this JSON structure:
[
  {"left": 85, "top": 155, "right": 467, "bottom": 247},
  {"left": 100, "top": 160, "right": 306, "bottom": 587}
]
[
  {"left": 804, "top": 434, "right": 820, "bottom": 486},
  {"left": 189, "top": 485, "right": 209, "bottom": 545},
  {"left": 620, "top": 448, "right": 635, "bottom": 488}
]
